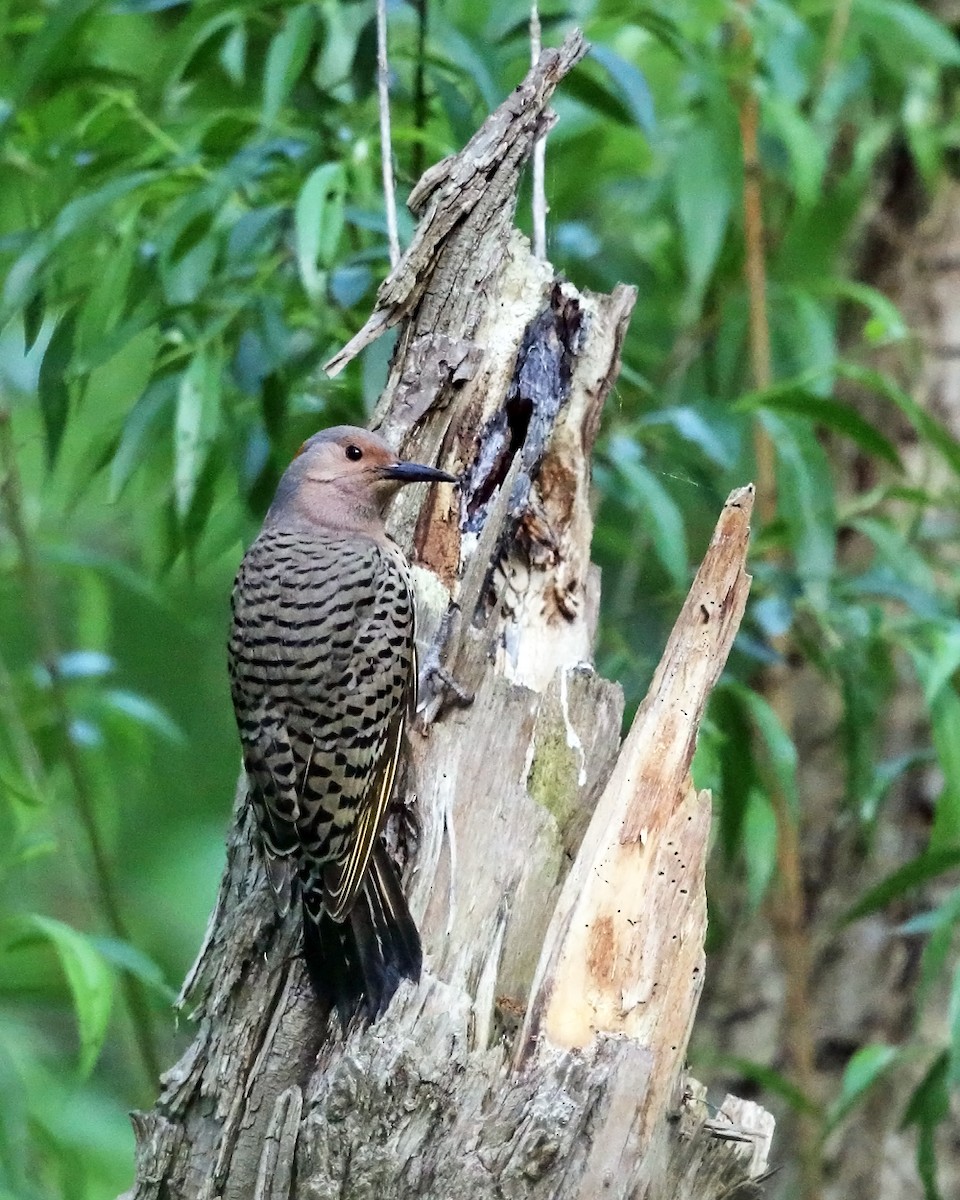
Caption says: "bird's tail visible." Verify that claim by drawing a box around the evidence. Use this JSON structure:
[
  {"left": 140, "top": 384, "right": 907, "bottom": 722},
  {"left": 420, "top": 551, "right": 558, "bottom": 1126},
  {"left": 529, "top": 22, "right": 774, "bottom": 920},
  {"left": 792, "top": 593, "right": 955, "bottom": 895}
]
[{"left": 301, "top": 842, "right": 422, "bottom": 1022}]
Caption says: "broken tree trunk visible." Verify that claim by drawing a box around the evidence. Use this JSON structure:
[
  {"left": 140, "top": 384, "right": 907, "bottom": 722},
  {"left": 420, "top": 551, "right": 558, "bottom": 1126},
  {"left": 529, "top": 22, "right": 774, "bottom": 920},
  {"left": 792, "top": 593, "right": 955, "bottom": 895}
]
[{"left": 125, "top": 30, "right": 774, "bottom": 1200}]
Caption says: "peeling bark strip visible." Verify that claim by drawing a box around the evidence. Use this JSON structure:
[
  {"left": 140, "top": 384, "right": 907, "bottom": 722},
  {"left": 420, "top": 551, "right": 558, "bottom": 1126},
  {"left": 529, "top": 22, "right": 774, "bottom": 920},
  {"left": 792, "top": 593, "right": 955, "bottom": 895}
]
[
  {"left": 323, "top": 33, "right": 589, "bottom": 379},
  {"left": 125, "top": 30, "right": 773, "bottom": 1200}
]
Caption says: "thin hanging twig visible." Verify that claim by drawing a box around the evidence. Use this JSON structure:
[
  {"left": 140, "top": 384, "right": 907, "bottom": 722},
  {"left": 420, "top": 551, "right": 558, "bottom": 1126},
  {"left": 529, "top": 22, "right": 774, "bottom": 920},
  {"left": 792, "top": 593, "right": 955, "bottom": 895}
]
[
  {"left": 377, "top": 0, "right": 400, "bottom": 269},
  {"left": 530, "top": 1, "right": 547, "bottom": 259}
]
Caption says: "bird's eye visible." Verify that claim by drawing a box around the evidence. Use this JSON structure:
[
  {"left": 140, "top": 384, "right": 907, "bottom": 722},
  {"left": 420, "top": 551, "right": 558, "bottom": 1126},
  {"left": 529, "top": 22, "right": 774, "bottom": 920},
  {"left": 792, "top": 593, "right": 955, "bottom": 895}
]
[{"left": 345, "top": 444, "right": 363, "bottom": 462}]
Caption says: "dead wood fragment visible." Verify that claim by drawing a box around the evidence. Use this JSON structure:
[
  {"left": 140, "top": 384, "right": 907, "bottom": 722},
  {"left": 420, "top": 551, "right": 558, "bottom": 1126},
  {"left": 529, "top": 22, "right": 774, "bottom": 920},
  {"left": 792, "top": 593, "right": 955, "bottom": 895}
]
[
  {"left": 324, "top": 31, "right": 588, "bottom": 378},
  {"left": 519, "top": 486, "right": 755, "bottom": 1139}
]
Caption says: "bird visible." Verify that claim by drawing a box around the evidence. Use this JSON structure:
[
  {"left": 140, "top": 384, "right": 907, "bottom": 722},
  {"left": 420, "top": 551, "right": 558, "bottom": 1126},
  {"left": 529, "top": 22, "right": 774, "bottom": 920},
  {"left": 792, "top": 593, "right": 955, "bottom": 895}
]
[{"left": 227, "top": 425, "right": 457, "bottom": 1020}]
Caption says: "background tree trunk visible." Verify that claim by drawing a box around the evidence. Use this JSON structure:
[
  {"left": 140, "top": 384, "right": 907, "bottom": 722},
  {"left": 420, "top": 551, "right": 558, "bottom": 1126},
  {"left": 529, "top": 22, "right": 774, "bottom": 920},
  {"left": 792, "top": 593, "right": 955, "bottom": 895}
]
[
  {"left": 125, "top": 32, "right": 773, "bottom": 1200},
  {"left": 695, "top": 133, "right": 960, "bottom": 1200}
]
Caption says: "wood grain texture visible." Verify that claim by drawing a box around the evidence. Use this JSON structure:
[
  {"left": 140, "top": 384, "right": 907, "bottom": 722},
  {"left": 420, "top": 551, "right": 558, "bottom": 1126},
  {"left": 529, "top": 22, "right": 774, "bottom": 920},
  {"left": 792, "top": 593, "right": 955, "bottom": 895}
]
[{"left": 518, "top": 487, "right": 755, "bottom": 1139}]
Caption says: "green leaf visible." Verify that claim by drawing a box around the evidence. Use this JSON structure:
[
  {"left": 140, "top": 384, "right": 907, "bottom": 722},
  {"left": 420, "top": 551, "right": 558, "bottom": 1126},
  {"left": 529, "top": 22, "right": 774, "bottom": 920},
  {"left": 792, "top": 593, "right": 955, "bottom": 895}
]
[
  {"left": 859, "top": 750, "right": 928, "bottom": 828},
  {"left": 711, "top": 1055, "right": 821, "bottom": 1116},
  {"left": 673, "top": 124, "right": 733, "bottom": 311},
  {"left": 2, "top": 243, "right": 48, "bottom": 329},
  {"left": 109, "top": 377, "right": 176, "bottom": 501},
  {"left": 761, "top": 411, "right": 836, "bottom": 591},
  {"left": 915, "top": 889, "right": 960, "bottom": 1014},
  {"left": 161, "top": 6, "right": 241, "bottom": 87},
  {"left": 433, "top": 70, "right": 479, "bottom": 148},
  {"left": 902, "top": 1052, "right": 949, "bottom": 1200},
  {"left": 169, "top": 209, "right": 215, "bottom": 265},
  {"left": 838, "top": 362, "right": 960, "bottom": 479},
  {"left": 49, "top": 173, "right": 156, "bottom": 245},
  {"left": 763, "top": 94, "right": 826, "bottom": 208},
  {"left": 76, "top": 213, "right": 142, "bottom": 353},
  {"left": 911, "top": 626, "right": 960, "bottom": 709},
  {"left": 735, "top": 383, "right": 902, "bottom": 468},
  {"left": 589, "top": 45, "right": 656, "bottom": 134},
  {"left": 606, "top": 436, "right": 688, "bottom": 587},
  {"left": 949, "top": 959, "right": 960, "bottom": 1090},
  {"left": 1, "top": 173, "right": 155, "bottom": 326},
  {"left": 263, "top": 4, "right": 316, "bottom": 125},
  {"left": 911, "top": 647, "right": 960, "bottom": 851},
  {"left": 854, "top": 517, "right": 944, "bottom": 617},
  {"left": 6, "top": 916, "right": 113, "bottom": 1077},
  {"left": 711, "top": 687, "right": 759, "bottom": 861},
  {"left": 37, "top": 308, "right": 76, "bottom": 468},
  {"left": 563, "top": 70, "right": 639, "bottom": 128},
  {"left": 425, "top": 8, "right": 500, "bottom": 110},
  {"left": 743, "top": 787, "right": 778, "bottom": 910},
  {"left": 639, "top": 406, "right": 732, "bottom": 466},
  {"left": 0, "top": 1035, "right": 29, "bottom": 1191},
  {"left": 817, "top": 280, "right": 908, "bottom": 346},
  {"left": 159, "top": 216, "right": 218, "bottom": 307},
  {"left": 23, "top": 291, "right": 45, "bottom": 354},
  {"left": 0, "top": 770, "right": 46, "bottom": 813},
  {"left": 927, "top": 685, "right": 960, "bottom": 851},
  {"left": 294, "top": 163, "right": 347, "bottom": 302},
  {"left": 174, "top": 348, "right": 221, "bottom": 519},
  {"left": 632, "top": 7, "right": 689, "bottom": 58},
  {"left": 854, "top": 0, "right": 960, "bottom": 65},
  {"left": 314, "top": 0, "right": 377, "bottom": 98},
  {"left": 74, "top": 566, "right": 111, "bottom": 653},
  {"left": 839, "top": 848, "right": 960, "bottom": 925},
  {"left": 772, "top": 287, "right": 837, "bottom": 388},
  {"left": 219, "top": 21, "right": 246, "bottom": 86},
  {"left": 101, "top": 689, "right": 183, "bottom": 744},
  {"left": 730, "top": 683, "right": 801, "bottom": 816},
  {"left": 826, "top": 1043, "right": 899, "bottom": 1130},
  {"left": 89, "top": 936, "right": 176, "bottom": 1004},
  {"left": 9, "top": 0, "right": 102, "bottom": 104}
]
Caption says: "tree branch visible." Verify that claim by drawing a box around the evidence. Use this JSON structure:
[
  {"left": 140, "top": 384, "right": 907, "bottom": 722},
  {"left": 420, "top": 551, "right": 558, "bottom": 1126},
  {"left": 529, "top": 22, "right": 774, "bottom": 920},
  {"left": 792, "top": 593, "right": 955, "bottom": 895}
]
[{"left": 377, "top": 0, "right": 400, "bottom": 268}]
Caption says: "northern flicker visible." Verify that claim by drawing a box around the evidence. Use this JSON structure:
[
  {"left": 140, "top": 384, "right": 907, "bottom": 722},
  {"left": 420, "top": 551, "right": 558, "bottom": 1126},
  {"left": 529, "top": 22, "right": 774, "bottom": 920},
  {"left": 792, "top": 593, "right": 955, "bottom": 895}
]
[{"left": 227, "top": 425, "right": 457, "bottom": 1020}]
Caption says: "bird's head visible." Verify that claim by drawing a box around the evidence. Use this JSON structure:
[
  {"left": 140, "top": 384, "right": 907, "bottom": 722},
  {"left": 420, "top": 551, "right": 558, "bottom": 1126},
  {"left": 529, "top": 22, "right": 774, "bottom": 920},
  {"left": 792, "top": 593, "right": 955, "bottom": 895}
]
[{"left": 267, "top": 425, "right": 458, "bottom": 533}]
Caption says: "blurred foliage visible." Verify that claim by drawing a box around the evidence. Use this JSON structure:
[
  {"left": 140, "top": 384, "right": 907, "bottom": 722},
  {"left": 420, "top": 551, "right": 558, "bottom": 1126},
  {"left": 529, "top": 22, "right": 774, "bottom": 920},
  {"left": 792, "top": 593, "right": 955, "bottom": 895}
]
[{"left": 2, "top": 0, "right": 960, "bottom": 1196}]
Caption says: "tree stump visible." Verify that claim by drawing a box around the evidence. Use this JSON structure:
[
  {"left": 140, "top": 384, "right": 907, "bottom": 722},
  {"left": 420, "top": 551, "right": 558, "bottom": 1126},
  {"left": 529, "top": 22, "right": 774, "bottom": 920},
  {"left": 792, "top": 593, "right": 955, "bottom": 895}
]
[{"left": 125, "top": 30, "right": 774, "bottom": 1200}]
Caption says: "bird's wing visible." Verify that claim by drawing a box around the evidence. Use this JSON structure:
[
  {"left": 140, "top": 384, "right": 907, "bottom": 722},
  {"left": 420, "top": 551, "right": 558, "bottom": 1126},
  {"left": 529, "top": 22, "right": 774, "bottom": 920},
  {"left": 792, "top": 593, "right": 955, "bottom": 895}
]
[
  {"left": 322, "top": 637, "right": 416, "bottom": 923},
  {"left": 239, "top": 704, "right": 302, "bottom": 853},
  {"left": 239, "top": 704, "right": 303, "bottom": 915},
  {"left": 228, "top": 543, "right": 303, "bottom": 910}
]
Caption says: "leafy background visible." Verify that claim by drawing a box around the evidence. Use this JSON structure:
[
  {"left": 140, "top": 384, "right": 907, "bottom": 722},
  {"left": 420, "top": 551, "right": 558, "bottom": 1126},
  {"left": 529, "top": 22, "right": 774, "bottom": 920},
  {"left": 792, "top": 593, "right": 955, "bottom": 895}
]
[{"left": 2, "top": 0, "right": 960, "bottom": 1197}]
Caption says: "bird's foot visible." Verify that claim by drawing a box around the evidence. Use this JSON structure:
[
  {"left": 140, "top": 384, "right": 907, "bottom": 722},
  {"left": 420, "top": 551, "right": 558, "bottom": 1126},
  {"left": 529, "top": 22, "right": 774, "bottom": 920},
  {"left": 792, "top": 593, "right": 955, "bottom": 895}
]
[{"left": 418, "top": 663, "right": 475, "bottom": 729}]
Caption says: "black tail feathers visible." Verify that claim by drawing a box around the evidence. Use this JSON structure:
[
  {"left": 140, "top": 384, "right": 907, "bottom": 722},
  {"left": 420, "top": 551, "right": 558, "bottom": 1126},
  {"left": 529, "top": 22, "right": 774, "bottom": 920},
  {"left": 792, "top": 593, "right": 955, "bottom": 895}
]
[{"left": 301, "top": 842, "right": 422, "bottom": 1022}]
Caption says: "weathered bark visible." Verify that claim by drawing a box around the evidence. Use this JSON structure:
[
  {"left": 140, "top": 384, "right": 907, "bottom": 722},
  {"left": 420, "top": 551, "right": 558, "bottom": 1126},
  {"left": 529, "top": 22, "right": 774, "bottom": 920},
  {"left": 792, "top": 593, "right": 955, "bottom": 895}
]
[{"left": 125, "top": 31, "right": 772, "bottom": 1200}]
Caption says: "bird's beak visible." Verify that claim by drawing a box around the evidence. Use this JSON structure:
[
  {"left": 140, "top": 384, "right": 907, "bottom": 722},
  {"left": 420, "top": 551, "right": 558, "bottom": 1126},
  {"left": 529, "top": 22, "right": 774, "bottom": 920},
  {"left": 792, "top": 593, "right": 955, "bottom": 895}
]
[{"left": 381, "top": 460, "right": 459, "bottom": 486}]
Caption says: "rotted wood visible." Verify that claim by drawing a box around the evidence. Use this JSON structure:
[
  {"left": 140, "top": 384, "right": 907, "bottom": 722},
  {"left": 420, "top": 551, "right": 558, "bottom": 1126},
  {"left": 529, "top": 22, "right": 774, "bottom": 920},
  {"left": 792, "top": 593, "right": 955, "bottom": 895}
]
[{"left": 124, "top": 29, "right": 773, "bottom": 1200}]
